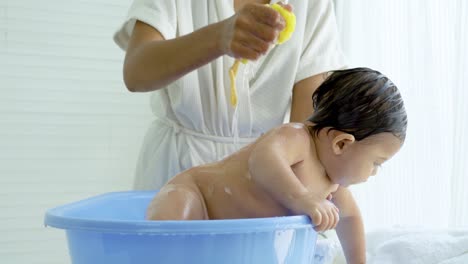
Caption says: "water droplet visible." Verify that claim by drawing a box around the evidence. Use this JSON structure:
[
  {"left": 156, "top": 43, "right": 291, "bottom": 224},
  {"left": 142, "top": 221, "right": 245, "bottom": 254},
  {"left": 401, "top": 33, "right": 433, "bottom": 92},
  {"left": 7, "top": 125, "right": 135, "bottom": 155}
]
[{"left": 290, "top": 123, "right": 303, "bottom": 129}]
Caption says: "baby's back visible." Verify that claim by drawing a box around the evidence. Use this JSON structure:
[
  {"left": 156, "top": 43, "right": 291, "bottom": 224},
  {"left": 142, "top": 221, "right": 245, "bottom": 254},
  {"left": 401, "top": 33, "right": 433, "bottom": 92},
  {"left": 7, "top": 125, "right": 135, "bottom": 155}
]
[
  {"left": 192, "top": 123, "right": 337, "bottom": 219},
  {"left": 192, "top": 134, "right": 290, "bottom": 219}
]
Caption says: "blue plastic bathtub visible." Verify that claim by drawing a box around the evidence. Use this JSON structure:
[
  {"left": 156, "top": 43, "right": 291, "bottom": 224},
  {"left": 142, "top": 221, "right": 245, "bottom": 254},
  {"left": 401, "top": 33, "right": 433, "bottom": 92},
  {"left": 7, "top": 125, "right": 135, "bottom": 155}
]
[{"left": 44, "top": 191, "right": 317, "bottom": 264}]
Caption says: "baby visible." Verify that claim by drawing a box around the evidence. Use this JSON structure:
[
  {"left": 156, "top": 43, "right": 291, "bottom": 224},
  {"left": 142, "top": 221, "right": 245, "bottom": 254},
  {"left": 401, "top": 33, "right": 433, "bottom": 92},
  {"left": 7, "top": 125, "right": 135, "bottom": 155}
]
[{"left": 146, "top": 67, "right": 407, "bottom": 263}]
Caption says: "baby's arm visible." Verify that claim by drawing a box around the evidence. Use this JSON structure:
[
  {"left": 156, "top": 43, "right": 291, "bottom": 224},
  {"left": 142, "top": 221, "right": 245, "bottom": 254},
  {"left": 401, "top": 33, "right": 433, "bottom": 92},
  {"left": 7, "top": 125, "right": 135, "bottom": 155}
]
[
  {"left": 332, "top": 187, "right": 366, "bottom": 264},
  {"left": 248, "top": 125, "right": 338, "bottom": 227},
  {"left": 248, "top": 126, "right": 308, "bottom": 208}
]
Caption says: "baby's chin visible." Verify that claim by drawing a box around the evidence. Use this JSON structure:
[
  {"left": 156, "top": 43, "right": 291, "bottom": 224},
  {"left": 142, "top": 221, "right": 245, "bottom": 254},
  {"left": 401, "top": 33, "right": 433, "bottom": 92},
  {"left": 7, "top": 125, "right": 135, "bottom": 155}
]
[
  {"left": 345, "top": 178, "right": 369, "bottom": 187},
  {"left": 328, "top": 173, "right": 365, "bottom": 188},
  {"left": 331, "top": 178, "right": 354, "bottom": 188},
  {"left": 338, "top": 183, "right": 350, "bottom": 188},
  {"left": 344, "top": 173, "right": 372, "bottom": 185},
  {"left": 327, "top": 175, "right": 346, "bottom": 186}
]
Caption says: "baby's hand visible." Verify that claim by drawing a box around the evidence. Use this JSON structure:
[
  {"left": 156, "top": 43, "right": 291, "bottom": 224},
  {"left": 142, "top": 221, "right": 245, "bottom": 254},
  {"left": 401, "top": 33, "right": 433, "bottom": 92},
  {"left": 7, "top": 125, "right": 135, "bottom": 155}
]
[
  {"left": 308, "top": 199, "right": 340, "bottom": 231},
  {"left": 289, "top": 192, "right": 340, "bottom": 231}
]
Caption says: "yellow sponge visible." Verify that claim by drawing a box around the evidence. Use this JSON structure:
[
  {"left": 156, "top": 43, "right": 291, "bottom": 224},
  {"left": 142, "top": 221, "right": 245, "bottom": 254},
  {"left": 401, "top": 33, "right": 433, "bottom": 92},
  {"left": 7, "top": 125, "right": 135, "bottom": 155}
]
[
  {"left": 269, "top": 3, "right": 296, "bottom": 44},
  {"left": 230, "top": 4, "right": 296, "bottom": 107}
]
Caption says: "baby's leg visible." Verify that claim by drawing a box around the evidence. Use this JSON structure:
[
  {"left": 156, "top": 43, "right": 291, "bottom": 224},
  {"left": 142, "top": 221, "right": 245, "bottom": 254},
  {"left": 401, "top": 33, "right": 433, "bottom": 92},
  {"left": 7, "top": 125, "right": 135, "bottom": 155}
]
[{"left": 146, "top": 183, "right": 209, "bottom": 220}]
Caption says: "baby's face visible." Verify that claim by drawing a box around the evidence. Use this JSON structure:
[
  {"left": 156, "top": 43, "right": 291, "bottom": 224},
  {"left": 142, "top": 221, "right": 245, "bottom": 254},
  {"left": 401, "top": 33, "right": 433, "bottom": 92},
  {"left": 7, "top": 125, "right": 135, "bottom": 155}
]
[{"left": 327, "top": 133, "right": 402, "bottom": 187}]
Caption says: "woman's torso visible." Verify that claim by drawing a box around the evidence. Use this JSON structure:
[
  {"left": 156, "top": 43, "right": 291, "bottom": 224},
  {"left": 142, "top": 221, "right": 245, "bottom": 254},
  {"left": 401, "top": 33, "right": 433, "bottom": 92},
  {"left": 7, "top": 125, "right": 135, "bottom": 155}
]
[{"left": 151, "top": 0, "right": 309, "bottom": 137}]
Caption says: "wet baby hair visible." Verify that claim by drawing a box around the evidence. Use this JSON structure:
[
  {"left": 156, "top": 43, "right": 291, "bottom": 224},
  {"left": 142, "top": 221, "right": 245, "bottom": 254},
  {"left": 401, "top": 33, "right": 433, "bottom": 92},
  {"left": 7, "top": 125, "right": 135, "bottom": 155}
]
[{"left": 307, "top": 67, "right": 408, "bottom": 142}]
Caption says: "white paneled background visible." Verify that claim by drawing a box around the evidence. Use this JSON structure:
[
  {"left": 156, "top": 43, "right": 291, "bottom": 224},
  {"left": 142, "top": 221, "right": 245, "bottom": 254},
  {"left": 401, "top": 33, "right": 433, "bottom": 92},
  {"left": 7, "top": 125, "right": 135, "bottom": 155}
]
[
  {"left": 0, "top": 0, "right": 148, "bottom": 263},
  {"left": 1, "top": 0, "right": 468, "bottom": 263}
]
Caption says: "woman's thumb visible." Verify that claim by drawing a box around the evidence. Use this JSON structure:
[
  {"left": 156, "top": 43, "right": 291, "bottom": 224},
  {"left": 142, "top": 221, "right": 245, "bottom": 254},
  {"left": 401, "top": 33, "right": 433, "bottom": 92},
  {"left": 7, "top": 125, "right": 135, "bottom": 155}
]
[{"left": 278, "top": 2, "right": 293, "bottom": 12}]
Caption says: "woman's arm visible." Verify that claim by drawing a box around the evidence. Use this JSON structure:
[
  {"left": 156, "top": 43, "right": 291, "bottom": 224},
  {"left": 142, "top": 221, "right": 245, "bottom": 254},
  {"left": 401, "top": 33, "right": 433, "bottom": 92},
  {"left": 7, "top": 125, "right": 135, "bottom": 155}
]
[
  {"left": 123, "top": 21, "right": 223, "bottom": 92},
  {"left": 290, "top": 73, "right": 328, "bottom": 122},
  {"left": 123, "top": 4, "right": 286, "bottom": 92},
  {"left": 332, "top": 187, "right": 367, "bottom": 264}
]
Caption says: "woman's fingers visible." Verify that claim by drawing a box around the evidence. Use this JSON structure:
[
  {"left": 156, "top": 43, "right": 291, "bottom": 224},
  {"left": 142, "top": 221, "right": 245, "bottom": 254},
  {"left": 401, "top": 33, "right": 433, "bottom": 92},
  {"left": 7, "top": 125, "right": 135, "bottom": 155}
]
[
  {"left": 234, "top": 28, "right": 271, "bottom": 55},
  {"left": 223, "top": 3, "right": 290, "bottom": 59},
  {"left": 248, "top": 20, "right": 279, "bottom": 43},
  {"left": 230, "top": 42, "right": 260, "bottom": 61},
  {"left": 277, "top": 2, "right": 293, "bottom": 13},
  {"left": 247, "top": 4, "right": 284, "bottom": 28}
]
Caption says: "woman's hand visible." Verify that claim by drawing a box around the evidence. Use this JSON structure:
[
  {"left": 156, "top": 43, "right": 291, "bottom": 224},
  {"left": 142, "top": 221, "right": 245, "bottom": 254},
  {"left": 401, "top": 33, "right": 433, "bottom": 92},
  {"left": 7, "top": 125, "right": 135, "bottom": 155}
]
[{"left": 219, "top": 3, "right": 292, "bottom": 60}]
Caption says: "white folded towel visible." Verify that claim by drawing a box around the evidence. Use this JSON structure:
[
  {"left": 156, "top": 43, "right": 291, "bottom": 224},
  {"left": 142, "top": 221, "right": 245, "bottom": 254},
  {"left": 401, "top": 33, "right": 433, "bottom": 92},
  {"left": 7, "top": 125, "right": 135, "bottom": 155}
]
[
  {"left": 367, "top": 228, "right": 468, "bottom": 264},
  {"left": 314, "top": 238, "right": 340, "bottom": 264}
]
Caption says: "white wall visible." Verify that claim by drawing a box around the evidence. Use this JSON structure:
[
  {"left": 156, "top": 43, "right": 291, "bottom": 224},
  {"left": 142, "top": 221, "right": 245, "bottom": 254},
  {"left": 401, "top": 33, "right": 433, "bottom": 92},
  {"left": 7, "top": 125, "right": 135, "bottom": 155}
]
[
  {"left": 1, "top": 0, "right": 467, "bottom": 263},
  {"left": 0, "top": 0, "right": 149, "bottom": 263}
]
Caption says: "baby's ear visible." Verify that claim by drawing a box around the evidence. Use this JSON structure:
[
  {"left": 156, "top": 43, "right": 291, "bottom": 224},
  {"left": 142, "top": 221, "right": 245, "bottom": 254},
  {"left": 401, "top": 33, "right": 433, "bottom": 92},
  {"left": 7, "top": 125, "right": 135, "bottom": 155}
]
[{"left": 330, "top": 131, "right": 355, "bottom": 155}]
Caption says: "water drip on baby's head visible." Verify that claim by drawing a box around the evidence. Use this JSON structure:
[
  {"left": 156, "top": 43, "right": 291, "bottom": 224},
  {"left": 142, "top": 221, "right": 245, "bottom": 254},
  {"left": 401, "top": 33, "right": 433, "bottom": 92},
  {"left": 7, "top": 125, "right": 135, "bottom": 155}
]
[{"left": 290, "top": 123, "right": 304, "bottom": 129}]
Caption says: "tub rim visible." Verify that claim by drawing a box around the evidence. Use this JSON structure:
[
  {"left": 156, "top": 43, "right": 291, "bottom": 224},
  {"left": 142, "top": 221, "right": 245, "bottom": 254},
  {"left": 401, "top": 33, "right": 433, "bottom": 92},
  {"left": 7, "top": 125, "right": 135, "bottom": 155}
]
[{"left": 44, "top": 191, "right": 314, "bottom": 234}]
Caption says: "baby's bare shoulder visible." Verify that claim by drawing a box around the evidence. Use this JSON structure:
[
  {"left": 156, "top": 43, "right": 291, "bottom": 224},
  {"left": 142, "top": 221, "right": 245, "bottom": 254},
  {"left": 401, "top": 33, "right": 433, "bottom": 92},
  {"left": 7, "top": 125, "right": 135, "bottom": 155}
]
[
  {"left": 257, "top": 123, "right": 314, "bottom": 163},
  {"left": 272, "top": 123, "right": 312, "bottom": 143}
]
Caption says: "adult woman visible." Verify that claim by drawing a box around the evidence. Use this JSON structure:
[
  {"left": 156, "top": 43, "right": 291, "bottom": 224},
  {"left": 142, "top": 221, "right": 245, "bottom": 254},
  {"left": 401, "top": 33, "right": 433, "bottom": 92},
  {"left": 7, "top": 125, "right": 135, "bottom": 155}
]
[{"left": 113, "top": 0, "right": 346, "bottom": 189}]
